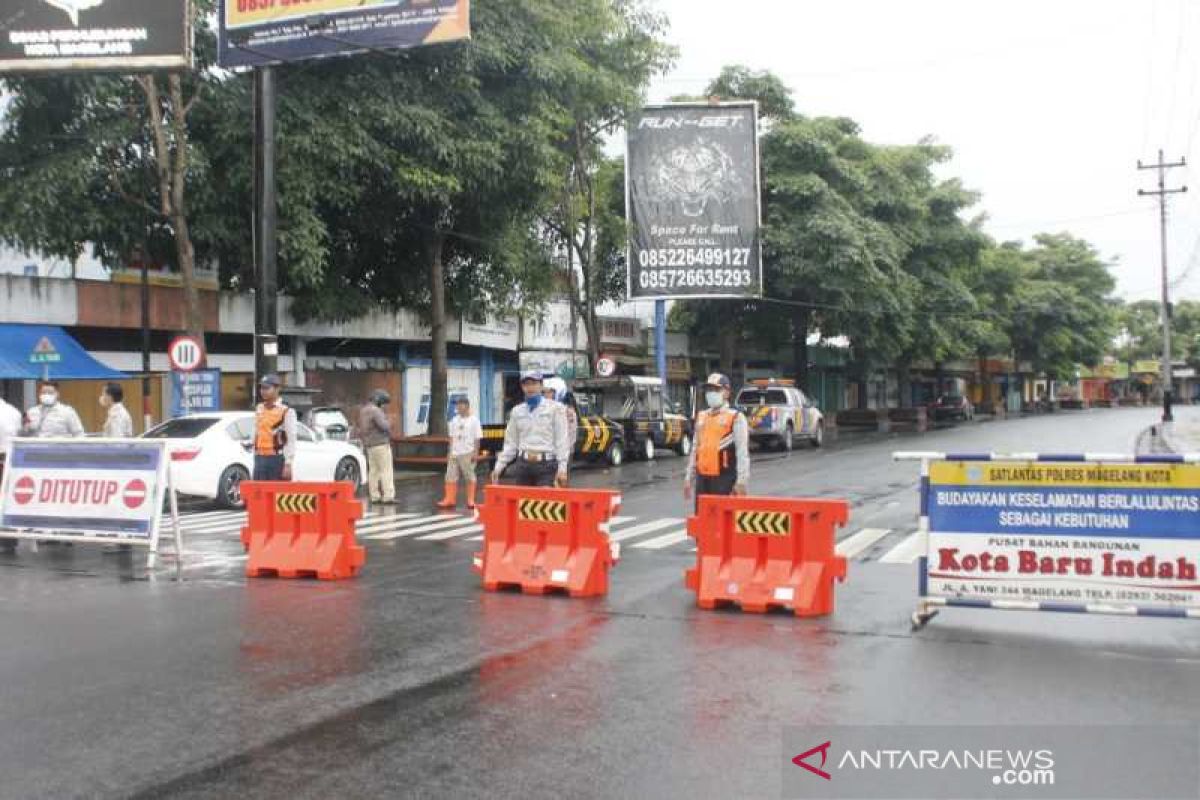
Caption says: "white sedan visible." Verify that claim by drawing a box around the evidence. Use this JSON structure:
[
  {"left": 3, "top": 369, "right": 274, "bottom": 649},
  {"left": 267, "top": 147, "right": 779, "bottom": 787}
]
[{"left": 142, "top": 412, "right": 367, "bottom": 509}]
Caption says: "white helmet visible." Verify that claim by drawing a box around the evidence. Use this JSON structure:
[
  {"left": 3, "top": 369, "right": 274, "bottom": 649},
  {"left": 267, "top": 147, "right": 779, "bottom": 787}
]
[{"left": 542, "top": 376, "right": 569, "bottom": 402}]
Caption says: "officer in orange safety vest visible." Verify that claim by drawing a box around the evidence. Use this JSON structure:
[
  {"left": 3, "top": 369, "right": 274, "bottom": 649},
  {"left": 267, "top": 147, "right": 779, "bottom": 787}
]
[
  {"left": 684, "top": 373, "right": 750, "bottom": 508},
  {"left": 253, "top": 374, "right": 297, "bottom": 481}
]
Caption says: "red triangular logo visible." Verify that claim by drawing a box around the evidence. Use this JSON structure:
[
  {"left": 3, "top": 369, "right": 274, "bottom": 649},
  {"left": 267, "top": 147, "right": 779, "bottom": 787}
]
[
  {"left": 33, "top": 336, "right": 56, "bottom": 354},
  {"left": 792, "top": 741, "right": 832, "bottom": 780}
]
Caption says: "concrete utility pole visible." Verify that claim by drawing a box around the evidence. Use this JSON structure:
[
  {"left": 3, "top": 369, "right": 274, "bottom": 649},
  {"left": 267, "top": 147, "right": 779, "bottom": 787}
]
[
  {"left": 1138, "top": 149, "right": 1187, "bottom": 423},
  {"left": 253, "top": 65, "right": 279, "bottom": 394}
]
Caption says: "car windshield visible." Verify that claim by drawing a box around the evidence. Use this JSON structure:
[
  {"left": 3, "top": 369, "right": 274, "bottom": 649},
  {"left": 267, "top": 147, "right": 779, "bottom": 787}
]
[
  {"left": 143, "top": 418, "right": 220, "bottom": 439},
  {"left": 312, "top": 410, "right": 348, "bottom": 427},
  {"left": 737, "top": 389, "right": 789, "bottom": 406}
]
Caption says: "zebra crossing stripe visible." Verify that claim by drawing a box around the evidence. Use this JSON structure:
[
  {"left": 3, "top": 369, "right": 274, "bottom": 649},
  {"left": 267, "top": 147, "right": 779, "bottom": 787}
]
[
  {"left": 356, "top": 514, "right": 448, "bottom": 534},
  {"left": 416, "top": 523, "right": 484, "bottom": 541},
  {"left": 879, "top": 532, "right": 923, "bottom": 564},
  {"left": 607, "top": 518, "right": 684, "bottom": 543},
  {"left": 835, "top": 528, "right": 891, "bottom": 559},
  {"left": 366, "top": 516, "right": 473, "bottom": 540},
  {"left": 631, "top": 528, "right": 689, "bottom": 550}
]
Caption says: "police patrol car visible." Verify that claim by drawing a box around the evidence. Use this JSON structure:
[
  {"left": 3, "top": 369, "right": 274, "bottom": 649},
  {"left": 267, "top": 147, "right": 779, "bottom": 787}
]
[{"left": 734, "top": 378, "right": 824, "bottom": 451}]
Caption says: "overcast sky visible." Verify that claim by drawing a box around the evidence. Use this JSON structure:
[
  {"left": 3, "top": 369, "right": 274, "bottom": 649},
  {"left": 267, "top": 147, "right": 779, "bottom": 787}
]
[{"left": 645, "top": 0, "right": 1200, "bottom": 303}]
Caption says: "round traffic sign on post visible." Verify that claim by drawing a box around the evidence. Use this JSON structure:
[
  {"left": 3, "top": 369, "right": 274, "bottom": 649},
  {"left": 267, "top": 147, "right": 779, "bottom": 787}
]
[
  {"left": 596, "top": 356, "right": 616, "bottom": 378},
  {"left": 168, "top": 335, "right": 205, "bottom": 372}
]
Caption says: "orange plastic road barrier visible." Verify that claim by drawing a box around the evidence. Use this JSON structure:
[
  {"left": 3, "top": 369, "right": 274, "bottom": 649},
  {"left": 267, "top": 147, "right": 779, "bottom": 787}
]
[
  {"left": 472, "top": 485, "right": 621, "bottom": 597},
  {"left": 240, "top": 481, "right": 365, "bottom": 580},
  {"left": 685, "top": 495, "right": 848, "bottom": 616}
]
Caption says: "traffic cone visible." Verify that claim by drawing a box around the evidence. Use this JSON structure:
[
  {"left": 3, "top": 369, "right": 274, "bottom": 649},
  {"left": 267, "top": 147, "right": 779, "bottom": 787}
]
[
  {"left": 436, "top": 482, "right": 458, "bottom": 509},
  {"left": 465, "top": 481, "right": 478, "bottom": 509}
]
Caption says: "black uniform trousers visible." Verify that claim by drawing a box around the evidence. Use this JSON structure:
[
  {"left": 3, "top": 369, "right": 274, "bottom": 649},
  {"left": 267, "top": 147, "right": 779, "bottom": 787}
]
[
  {"left": 503, "top": 458, "right": 559, "bottom": 487},
  {"left": 694, "top": 471, "right": 738, "bottom": 512}
]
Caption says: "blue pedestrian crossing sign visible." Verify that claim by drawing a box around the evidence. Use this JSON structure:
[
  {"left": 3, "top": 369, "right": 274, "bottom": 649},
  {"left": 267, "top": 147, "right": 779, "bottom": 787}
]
[{"left": 29, "top": 337, "right": 60, "bottom": 364}]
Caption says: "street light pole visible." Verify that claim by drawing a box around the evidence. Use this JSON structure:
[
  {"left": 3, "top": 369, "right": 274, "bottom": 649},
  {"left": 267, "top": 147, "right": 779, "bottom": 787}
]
[
  {"left": 1137, "top": 149, "right": 1187, "bottom": 423},
  {"left": 253, "top": 65, "right": 279, "bottom": 395}
]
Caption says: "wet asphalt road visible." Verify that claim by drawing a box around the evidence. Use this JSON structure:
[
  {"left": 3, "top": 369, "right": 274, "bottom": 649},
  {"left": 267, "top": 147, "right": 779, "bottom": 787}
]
[{"left": 2, "top": 407, "right": 1199, "bottom": 799}]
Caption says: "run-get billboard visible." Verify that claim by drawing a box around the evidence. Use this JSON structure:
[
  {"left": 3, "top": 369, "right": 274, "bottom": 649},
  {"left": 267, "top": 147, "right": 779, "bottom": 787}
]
[
  {"left": 218, "top": 0, "right": 470, "bottom": 68},
  {"left": 625, "top": 102, "right": 763, "bottom": 300}
]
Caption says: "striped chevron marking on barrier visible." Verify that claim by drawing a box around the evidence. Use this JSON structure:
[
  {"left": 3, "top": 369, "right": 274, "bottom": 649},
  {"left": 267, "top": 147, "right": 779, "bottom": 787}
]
[
  {"left": 275, "top": 493, "right": 318, "bottom": 514},
  {"left": 518, "top": 498, "right": 568, "bottom": 523},
  {"left": 734, "top": 510, "right": 791, "bottom": 536}
]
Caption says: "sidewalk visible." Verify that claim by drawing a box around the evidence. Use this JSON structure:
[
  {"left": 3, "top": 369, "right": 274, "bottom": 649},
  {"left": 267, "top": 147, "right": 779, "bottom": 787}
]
[{"left": 1137, "top": 408, "right": 1200, "bottom": 455}]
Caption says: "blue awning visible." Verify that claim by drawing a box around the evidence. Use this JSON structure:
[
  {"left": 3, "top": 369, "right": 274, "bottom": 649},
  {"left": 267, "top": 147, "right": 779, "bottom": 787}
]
[{"left": 0, "top": 324, "right": 125, "bottom": 380}]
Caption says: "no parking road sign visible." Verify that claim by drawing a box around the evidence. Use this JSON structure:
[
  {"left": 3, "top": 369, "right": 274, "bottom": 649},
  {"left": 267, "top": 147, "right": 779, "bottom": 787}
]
[{"left": 168, "top": 335, "right": 205, "bottom": 372}]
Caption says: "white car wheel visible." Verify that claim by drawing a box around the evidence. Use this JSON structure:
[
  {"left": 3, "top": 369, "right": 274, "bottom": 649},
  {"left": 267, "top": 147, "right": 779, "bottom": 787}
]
[
  {"left": 218, "top": 465, "right": 250, "bottom": 510},
  {"left": 335, "top": 457, "right": 362, "bottom": 490}
]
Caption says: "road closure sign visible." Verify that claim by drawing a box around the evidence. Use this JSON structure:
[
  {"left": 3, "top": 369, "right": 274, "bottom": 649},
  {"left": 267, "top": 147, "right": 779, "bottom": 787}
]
[
  {"left": 625, "top": 102, "right": 762, "bottom": 300},
  {"left": 925, "top": 460, "right": 1200, "bottom": 614},
  {"left": 218, "top": 0, "right": 470, "bottom": 68},
  {"left": 1, "top": 439, "right": 168, "bottom": 540}
]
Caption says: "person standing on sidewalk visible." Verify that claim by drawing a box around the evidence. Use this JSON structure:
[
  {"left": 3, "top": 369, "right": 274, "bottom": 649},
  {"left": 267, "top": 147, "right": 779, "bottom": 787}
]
[
  {"left": 359, "top": 389, "right": 395, "bottom": 504},
  {"left": 100, "top": 383, "right": 134, "bottom": 438},
  {"left": 492, "top": 371, "right": 572, "bottom": 488},
  {"left": 684, "top": 373, "right": 750, "bottom": 509},
  {"left": 438, "top": 396, "right": 482, "bottom": 509},
  {"left": 24, "top": 381, "right": 84, "bottom": 438},
  {"left": 253, "top": 375, "right": 296, "bottom": 481}
]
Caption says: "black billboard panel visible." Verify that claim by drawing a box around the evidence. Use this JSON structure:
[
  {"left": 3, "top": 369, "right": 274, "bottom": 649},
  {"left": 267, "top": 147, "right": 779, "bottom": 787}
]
[{"left": 626, "top": 103, "right": 763, "bottom": 300}]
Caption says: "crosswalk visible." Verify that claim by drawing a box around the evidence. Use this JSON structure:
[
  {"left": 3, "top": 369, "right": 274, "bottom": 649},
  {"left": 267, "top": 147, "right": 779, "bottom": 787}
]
[{"left": 161, "top": 508, "right": 928, "bottom": 571}]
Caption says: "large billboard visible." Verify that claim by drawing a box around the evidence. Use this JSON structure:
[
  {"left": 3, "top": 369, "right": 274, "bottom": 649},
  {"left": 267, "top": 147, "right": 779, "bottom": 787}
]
[
  {"left": 626, "top": 102, "right": 762, "bottom": 300},
  {"left": 218, "top": 0, "right": 470, "bottom": 68},
  {"left": 0, "top": 0, "right": 192, "bottom": 72}
]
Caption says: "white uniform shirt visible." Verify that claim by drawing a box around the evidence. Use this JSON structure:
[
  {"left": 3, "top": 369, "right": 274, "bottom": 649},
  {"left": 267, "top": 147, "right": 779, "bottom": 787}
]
[
  {"left": 494, "top": 398, "right": 572, "bottom": 477},
  {"left": 0, "top": 399, "right": 21, "bottom": 453},
  {"left": 448, "top": 413, "right": 483, "bottom": 457},
  {"left": 104, "top": 402, "right": 134, "bottom": 438},
  {"left": 25, "top": 402, "right": 84, "bottom": 438}
]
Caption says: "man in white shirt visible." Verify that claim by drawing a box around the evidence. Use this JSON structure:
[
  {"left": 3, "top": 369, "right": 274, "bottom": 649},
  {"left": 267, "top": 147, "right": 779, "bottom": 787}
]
[
  {"left": 100, "top": 383, "right": 134, "bottom": 437},
  {"left": 438, "top": 396, "right": 483, "bottom": 509},
  {"left": 24, "top": 381, "right": 84, "bottom": 439}
]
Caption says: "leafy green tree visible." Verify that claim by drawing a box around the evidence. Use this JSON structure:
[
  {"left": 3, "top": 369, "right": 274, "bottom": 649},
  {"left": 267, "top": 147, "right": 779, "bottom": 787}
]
[{"left": 0, "top": 1, "right": 220, "bottom": 344}]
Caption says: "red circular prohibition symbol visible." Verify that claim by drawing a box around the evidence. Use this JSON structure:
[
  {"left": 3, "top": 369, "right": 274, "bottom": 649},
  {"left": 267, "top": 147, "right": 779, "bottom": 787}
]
[
  {"left": 123, "top": 479, "right": 147, "bottom": 509},
  {"left": 13, "top": 476, "right": 34, "bottom": 505}
]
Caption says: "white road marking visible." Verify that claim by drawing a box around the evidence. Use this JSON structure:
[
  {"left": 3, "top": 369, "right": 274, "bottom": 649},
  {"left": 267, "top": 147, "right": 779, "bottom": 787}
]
[
  {"left": 879, "top": 532, "right": 923, "bottom": 564},
  {"left": 631, "top": 528, "right": 690, "bottom": 550},
  {"left": 357, "top": 514, "right": 450, "bottom": 534},
  {"left": 608, "top": 516, "right": 635, "bottom": 525},
  {"left": 416, "top": 523, "right": 484, "bottom": 541},
  {"left": 366, "top": 516, "right": 474, "bottom": 540},
  {"left": 607, "top": 518, "right": 685, "bottom": 543},
  {"left": 835, "top": 528, "right": 892, "bottom": 559}
]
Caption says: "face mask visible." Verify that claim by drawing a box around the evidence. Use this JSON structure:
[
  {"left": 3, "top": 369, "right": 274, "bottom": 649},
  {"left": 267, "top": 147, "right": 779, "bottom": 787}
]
[
  {"left": 526, "top": 394, "right": 543, "bottom": 411},
  {"left": 705, "top": 391, "right": 724, "bottom": 410},
  {"left": 40, "top": 393, "right": 56, "bottom": 406}
]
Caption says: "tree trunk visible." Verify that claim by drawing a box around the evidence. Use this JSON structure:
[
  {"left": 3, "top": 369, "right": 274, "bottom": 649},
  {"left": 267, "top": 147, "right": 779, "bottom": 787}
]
[
  {"left": 896, "top": 361, "right": 912, "bottom": 408},
  {"left": 428, "top": 233, "right": 448, "bottom": 436},
  {"left": 792, "top": 306, "right": 811, "bottom": 387},
  {"left": 168, "top": 74, "right": 203, "bottom": 345}
]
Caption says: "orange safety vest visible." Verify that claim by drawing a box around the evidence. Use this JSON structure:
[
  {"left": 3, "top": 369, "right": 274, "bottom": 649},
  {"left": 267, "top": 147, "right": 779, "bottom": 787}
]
[
  {"left": 255, "top": 403, "right": 290, "bottom": 456},
  {"left": 695, "top": 408, "right": 738, "bottom": 477}
]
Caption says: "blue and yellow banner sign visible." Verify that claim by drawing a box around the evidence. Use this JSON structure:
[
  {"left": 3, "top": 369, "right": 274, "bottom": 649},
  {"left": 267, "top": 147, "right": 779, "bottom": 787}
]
[
  {"left": 925, "top": 460, "right": 1200, "bottom": 612},
  {"left": 218, "top": 0, "right": 470, "bottom": 68}
]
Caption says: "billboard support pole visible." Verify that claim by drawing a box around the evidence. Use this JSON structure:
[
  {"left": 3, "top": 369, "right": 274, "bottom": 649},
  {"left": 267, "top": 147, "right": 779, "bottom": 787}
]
[
  {"left": 655, "top": 300, "right": 667, "bottom": 387},
  {"left": 253, "top": 64, "right": 279, "bottom": 393}
]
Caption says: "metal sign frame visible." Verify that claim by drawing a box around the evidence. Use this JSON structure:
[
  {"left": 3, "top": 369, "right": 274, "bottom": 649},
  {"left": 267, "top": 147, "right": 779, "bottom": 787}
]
[
  {"left": 896, "top": 451, "right": 1200, "bottom": 630},
  {"left": 624, "top": 100, "right": 764, "bottom": 301},
  {"left": 0, "top": 438, "right": 184, "bottom": 573}
]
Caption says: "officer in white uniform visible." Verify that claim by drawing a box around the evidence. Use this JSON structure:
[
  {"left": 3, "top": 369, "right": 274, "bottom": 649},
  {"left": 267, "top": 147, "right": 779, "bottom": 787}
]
[{"left": 492, "top": 371, "right": 572, "bottom": 487}]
